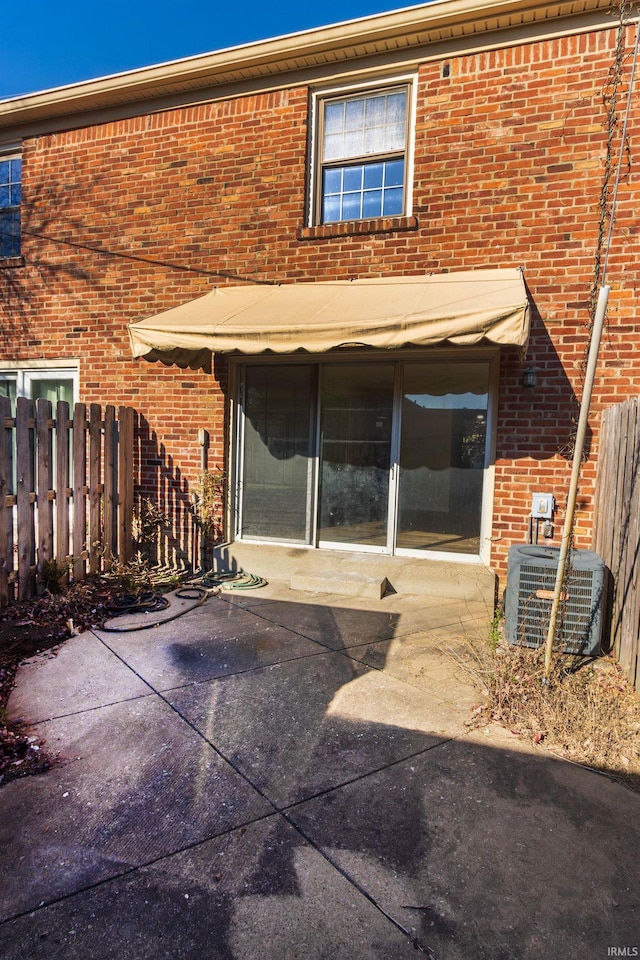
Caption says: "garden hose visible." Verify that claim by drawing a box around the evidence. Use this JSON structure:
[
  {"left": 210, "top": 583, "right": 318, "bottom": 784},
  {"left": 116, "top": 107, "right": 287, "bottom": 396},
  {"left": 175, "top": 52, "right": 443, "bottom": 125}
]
[
  {"left": 194, "top": 569, "right": 268, "bottom": 591},
  {"left": 99, "top": 585, "right": 209, "bottom": 632}
]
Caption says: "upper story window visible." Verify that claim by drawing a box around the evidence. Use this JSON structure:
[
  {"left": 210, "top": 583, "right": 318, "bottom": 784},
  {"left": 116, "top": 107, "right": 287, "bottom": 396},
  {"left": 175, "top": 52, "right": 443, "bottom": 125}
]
[
  {"left": 0, "top": 153, "right": 22, "bottom": 258},
  {"left": 312, "top": 83, "right": 412, "bottom": 226}
]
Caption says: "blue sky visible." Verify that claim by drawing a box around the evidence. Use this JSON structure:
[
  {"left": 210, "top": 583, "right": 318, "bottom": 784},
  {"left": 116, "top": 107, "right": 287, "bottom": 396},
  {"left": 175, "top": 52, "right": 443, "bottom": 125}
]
[{"left": 0, "top": 0, "right": 414, "bottom": 100}]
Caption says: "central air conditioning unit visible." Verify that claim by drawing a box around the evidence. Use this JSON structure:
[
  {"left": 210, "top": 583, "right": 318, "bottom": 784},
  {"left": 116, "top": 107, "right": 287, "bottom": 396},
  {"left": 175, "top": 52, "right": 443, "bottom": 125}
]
[{"left": 504, "top": 544, "right": 608, "bottom": 656}]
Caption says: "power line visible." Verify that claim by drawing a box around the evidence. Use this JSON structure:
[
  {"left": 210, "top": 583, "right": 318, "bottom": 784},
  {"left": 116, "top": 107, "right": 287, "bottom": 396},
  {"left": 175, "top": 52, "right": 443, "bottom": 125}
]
[{"left": 22, "top": 229, "right": 277, "bottom": 286}]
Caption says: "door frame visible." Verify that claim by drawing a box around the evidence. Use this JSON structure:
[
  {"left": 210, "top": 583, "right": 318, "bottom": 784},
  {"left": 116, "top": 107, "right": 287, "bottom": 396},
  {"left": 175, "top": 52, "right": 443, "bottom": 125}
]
[{"left": 229, "top": 348, "right": 499, "bottom": 565}]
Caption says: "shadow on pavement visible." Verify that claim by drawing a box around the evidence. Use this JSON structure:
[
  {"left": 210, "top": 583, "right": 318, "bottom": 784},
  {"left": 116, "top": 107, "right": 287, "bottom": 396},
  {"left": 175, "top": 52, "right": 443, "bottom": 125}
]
[{"left": 0, "top": 592, "right": 637, "bottom": 959}]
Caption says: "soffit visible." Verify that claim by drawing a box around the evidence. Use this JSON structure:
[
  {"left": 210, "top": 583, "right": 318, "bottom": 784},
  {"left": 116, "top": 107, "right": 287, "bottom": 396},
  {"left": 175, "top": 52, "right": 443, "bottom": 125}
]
[{"left": 0, "top": 0, "right": 619, "bottom": 136}]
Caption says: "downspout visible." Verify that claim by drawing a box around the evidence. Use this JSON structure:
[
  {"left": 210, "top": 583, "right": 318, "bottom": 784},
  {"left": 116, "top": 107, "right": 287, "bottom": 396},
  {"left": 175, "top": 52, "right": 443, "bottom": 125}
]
[{"left": 543, "top": 19, "right": 640, "bottom": 681}]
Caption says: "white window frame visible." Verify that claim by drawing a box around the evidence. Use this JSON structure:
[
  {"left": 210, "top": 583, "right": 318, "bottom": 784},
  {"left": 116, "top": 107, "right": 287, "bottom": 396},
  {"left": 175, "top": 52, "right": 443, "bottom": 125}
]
[
  {"left": 308, "top": 75, "right": 417, "bottom": 227},
  {"left": 0, "top": 360, "right": 79, "bottom": 407}
]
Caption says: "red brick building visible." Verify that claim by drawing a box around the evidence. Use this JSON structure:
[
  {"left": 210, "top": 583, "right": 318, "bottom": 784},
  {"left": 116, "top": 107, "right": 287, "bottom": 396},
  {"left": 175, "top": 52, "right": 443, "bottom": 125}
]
[{"left": 0, "top": 0, "right": 638, "bottom": 595}]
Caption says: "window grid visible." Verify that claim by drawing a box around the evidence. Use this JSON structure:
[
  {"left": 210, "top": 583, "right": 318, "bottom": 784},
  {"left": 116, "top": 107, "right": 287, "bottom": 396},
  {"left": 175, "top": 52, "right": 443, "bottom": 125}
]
[
  {"left": 0, "top": 155, "right": 22, "bottom": 258},
  {"left": 321, "top": 159, "right": 405, "bottom": 223},
  {"left": 316, "top": 86, "right": 409, "bottom": 226}
]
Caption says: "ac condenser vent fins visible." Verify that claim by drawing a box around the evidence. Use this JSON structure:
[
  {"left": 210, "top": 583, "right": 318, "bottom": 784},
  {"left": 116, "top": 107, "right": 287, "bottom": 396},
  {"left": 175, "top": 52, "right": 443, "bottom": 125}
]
[{"left": 504, "top": 545, "right": 607, "bottom": 656}]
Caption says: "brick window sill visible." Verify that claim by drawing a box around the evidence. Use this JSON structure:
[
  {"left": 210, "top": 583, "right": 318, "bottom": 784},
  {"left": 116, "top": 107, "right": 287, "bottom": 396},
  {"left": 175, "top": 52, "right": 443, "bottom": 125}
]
[
  {"left": 0, "top": 256, "right": 25, "bottom": 269},
  {"left": 297, "top": 215, "right": 418, "bottom": 241}
]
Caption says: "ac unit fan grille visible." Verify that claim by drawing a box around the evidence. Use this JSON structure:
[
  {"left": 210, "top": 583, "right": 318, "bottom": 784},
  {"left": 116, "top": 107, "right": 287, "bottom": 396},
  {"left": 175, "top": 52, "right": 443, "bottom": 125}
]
[{"left": 505, "top": 546, "right": 606, "bottom": 656}]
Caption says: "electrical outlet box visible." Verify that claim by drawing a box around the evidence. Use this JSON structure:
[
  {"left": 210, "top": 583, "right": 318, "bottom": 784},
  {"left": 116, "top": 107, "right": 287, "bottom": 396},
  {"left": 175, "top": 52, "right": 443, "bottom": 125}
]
[{"left": 531, "top": 493, "right": 554, "bottom": 519}]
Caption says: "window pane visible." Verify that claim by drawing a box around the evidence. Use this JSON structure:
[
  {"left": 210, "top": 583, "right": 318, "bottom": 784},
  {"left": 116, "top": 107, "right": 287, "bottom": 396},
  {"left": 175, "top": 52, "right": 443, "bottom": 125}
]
[
  {"left": 382, "top": 187, "right": 403, "bottom": 216},
  {"left": 323, "top": 167, "right": 342, "bottom": 194},
  {"left": 364, "top": 95, "right": 386, "bottom": 126},
  {"left": 0, "top": 157, "right": 21, "bottom": 256},
  {"left": 323, "top": 132, "right": 345, "bottom": 162},
  {"left": 324, "top": 101, "right": 345, "bottom": 134},
  {"left": 0, "top": 378, "right": 17, "bottom": 405},
  {"left": 363, "top": 163, "right": 383, "bottom": 188},
  {"left": 319, "top": 363, "right": 394, "bottom": 546},
  {"left": 344, "top": 98, "right": 364, "bottom": 129},
  {"left": 322, "top": 87, "right": 407, "bottom": 163},
  {"left": 386, "top": 91, "right": 407, "bottom": 123},
  {"left": 343, "top": 165, "right": 363, "bottom": 192},
  {"left": 385, "top": 159, "right": 404, "bottom": 187},
  {"left": 30, "top": 378, "right": 74, "bottom": 406},
  {"left": 0, "top": 210, "right": 20, "bottom": 258},
  {"left": 363, "top": 190, "right": 383, "bottom": 217},
  {"left": 322, "top": 195, "right": 341, "bottom": 223},
  {"left": 343, "top": 130, "right": 364, "bottom": 158},
  {"left": 342, "top": 193, "right": 362, "bottom": 220}
]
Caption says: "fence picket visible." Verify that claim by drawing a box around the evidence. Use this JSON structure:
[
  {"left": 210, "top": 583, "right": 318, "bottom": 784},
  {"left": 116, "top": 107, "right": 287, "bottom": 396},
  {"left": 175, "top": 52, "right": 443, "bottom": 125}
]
[
  {"left": 55, "top": 401, "right": 71, "bottom": 576},
  {"left": 103, "top": 405, "right": 116, "bottom": 569},
  {"left": 72, "top": 403, "right": 87, "bottom": 582},
  {"left": 594, "top": 397, "right": 640, "bottom": 692},
  {"left": 36, "top": 398, "right": 54, "bottom": 588},
  {"left": 16, "top": 398, "right": 36, "bottom": 600},
  {"left": 0, "top": 395, "right": 12, "bottom": 607},
  {"left": 118, "top": 406, "right": 134, "bottom": 564},
  {"left": 0, "top": 402, "right": 187, "bottom": 612},
  {"left": 89, "top": 404, "right": 102, "bottom": 574}
]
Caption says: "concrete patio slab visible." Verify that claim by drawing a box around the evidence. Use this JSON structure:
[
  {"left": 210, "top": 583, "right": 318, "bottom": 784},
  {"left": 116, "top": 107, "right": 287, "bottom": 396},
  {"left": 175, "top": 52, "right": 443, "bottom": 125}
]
[
  {"left": 1, "top": 583, "right": 638, "bottom": 960},
  {"left": 166, "top": 649, "right": 453, "bottom": 806},
  {"left": 288, "top": 728, "right": 640, "bottom": 959},
  {"left": 0, "top": 694, "right": 271, "bottom": 920},
  {"left": 218, "top": 589, "right": 485, "bottom": 651},
  {"left": 0, "top": 816, "right": 421, "bottom": 960},
  {"left": 6, "top": 631, "right": 150, "bottom": 724},
  {"left": 96, "top": 595, "right": 324, "bottom": 690},
  {"left": 350, "top": 628, "right": 480, "bottom": 704}
]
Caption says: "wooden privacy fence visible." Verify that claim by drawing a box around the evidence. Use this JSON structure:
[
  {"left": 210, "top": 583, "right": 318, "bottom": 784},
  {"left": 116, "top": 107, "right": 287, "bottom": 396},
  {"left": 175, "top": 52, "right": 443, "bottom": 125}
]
[
  {"left": 594, "top": 396, "right": 640, "bottom": 692},
  {"left": 0, "top": 396, "right": 135, "bottom": 608}
]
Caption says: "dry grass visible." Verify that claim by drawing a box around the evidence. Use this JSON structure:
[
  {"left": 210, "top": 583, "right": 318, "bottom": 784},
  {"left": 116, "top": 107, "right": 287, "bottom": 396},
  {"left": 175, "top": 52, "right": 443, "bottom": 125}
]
[{"left": 460, "top": 636, "right": 640, "bottom": 792}]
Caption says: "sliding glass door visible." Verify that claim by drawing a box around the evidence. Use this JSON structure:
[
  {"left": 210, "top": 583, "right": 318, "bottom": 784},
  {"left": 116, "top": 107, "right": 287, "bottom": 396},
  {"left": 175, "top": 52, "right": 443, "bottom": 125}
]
[
  {"left": 238, "top": 364, "right": 315, "bottom": 542},
  {"left": 318, "top": 363, "right": 394, "bottom": 548},
  {"left": 396, "top": 362, "right": 489, "bottom": 555},
  {"left": 236, "top": 358, "right": 492, "bottom": 558}
]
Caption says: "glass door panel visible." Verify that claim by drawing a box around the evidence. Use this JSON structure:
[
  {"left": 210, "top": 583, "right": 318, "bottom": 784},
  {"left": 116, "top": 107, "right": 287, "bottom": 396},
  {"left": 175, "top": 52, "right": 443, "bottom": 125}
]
[
  {"left": 396, "top": 362, "right": 489, "bottom": 555},
  {"left": 319, "top": 363, "right": 394, "bottom": 548},
  {"left": 240, "top": 365, "right": 314, "bottom": 542}
]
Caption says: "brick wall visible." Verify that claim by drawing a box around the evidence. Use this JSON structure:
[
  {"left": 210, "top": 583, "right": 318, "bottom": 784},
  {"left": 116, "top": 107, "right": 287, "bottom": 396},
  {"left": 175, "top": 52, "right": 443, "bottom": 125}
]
[{"left": 1, "top": 22, "right": 638, "bottom": 579}]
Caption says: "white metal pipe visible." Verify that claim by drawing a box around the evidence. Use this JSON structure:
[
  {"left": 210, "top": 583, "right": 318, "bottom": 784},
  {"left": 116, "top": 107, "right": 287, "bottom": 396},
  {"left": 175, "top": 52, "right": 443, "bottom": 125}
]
[{"left": 543, "top": 284, "right": 610, "bottom": 679}]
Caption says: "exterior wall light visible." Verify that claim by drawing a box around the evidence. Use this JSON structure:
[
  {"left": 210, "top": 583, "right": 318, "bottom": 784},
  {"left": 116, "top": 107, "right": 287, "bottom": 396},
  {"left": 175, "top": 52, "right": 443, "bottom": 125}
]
[{"left": 522, "top": 367, "right": 536, "bottom": 388}]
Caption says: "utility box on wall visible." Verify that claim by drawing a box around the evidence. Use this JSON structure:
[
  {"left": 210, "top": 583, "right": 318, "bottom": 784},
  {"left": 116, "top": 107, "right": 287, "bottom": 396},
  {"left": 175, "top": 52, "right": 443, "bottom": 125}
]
[{"left": 504, "top": 545, "right": 608, "bottom": 656}]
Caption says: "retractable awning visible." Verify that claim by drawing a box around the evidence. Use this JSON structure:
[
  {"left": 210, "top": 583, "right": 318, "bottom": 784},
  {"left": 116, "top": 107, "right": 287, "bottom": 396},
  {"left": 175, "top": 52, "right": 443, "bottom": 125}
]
[{"left": 129, "top": 268, "right": 530, "bottom": 370}]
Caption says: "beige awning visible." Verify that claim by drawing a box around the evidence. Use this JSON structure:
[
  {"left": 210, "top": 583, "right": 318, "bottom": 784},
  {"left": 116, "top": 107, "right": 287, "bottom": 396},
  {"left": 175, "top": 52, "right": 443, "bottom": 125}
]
[{"left": 129, "top": 269, "right": 529, "bottom": 370}]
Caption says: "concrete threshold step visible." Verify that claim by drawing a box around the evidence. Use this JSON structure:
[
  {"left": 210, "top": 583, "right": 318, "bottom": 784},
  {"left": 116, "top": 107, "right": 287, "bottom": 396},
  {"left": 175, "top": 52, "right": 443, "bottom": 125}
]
[
  {"left": 211, "top": 541, "right": 496, "bottom": 604},
  {"left": 290, "top": 568, "right": 388, "bottom": 600}
]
